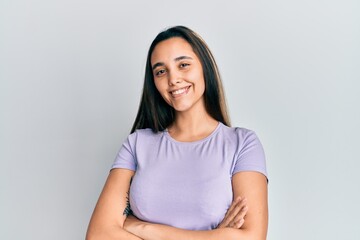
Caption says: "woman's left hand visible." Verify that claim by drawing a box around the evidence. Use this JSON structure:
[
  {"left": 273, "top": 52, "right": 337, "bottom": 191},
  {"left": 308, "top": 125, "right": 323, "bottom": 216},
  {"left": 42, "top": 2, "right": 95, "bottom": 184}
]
[{"left": 216, "top": 197, "right": 248, "bottom": 229}]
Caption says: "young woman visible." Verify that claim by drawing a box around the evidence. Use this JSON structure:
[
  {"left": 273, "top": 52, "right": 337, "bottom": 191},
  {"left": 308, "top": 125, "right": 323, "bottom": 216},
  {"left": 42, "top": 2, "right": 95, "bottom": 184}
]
[{"left": 86, "top": 26, "right": 268, "bottom": 240}]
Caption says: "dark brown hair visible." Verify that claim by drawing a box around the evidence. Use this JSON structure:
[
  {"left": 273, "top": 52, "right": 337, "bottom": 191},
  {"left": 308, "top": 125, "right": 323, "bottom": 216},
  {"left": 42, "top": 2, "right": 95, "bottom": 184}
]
[{"left": 131, "top": 26, "right": 230, "bottom": 133}]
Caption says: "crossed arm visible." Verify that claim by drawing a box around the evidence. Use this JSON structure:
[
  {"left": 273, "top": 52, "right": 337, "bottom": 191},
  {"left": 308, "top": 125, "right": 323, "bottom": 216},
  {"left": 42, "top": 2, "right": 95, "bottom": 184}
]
[{"left": 86, "top": 169, "right": 268, "bottom": 240}]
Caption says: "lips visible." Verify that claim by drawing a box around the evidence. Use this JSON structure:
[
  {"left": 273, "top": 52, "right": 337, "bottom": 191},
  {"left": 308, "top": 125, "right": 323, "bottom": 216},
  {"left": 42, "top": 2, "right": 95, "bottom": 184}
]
[{"left": 170, "top": 86, "right": 191, "bottom": 97}]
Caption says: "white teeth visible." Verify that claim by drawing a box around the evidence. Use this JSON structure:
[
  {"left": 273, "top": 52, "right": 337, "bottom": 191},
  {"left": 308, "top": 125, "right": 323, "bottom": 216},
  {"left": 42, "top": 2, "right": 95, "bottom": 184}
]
[{"left": 172, "top": 87, "right": 188, "bottom": 95}]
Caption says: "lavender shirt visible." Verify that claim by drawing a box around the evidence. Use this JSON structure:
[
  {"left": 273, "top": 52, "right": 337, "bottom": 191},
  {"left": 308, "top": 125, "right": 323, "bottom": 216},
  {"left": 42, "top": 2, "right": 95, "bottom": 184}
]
[{"left": 112, "top": 122, "right": 267, "bottom": 230}]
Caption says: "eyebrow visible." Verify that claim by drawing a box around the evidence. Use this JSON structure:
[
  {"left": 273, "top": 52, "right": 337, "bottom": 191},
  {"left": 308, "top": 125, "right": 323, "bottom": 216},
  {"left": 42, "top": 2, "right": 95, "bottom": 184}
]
[{"left": 152, "top": 56, "right": 193, "bottom": 70}]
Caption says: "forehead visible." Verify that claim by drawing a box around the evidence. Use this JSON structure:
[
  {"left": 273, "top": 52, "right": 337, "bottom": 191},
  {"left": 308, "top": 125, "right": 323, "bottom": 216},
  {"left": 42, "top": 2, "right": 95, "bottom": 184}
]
[{"left": 151, "top": 37, "right": 197, "bottom": 63}]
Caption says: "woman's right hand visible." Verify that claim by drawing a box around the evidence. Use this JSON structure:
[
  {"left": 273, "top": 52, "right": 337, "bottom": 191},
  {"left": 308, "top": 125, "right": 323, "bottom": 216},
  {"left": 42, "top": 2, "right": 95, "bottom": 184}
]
[{"left": 217, "top": 197, "right": 248, "bottom": 229}]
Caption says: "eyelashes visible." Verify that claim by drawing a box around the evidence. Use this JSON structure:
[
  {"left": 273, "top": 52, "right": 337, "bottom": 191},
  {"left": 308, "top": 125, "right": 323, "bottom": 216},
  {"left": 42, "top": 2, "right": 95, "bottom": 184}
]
[
  {"left": 154, "top": 63, "right": 191, "bottom": 77},
  {"left": 180, "top": 63, "right": 190, "bottom": 68},
  {"left": 155, "top": 69, "right": 166, "bottom": 76}
]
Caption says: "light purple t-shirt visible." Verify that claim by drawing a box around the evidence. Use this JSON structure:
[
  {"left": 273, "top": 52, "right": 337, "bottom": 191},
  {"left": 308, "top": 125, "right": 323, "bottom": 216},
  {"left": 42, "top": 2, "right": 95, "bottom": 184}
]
[{"left": 112, "top": 122, "right": 267, "bottom": 230}]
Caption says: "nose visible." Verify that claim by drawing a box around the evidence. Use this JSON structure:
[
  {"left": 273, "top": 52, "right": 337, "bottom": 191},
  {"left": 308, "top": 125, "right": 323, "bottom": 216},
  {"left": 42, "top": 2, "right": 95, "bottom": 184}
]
[{"left": 168, "top": 69, "right": 182, "bottom": 86}]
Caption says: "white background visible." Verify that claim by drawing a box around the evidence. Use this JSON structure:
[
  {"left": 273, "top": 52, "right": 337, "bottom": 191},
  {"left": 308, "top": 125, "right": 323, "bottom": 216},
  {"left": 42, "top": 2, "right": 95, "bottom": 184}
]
[{"left": 1, "top": 0, "right": 359, "bottom": 239}]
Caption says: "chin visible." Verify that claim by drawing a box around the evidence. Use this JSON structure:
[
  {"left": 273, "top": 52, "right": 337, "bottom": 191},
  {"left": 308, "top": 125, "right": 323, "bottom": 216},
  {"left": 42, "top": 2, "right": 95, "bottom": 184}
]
[{"left": 172, "top": 104, "right": 193, "bottom": 112}]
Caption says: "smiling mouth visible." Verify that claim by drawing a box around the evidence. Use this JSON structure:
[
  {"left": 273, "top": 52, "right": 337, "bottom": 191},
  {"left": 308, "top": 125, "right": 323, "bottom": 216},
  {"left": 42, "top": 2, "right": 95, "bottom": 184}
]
[{"left": 170, "top": 86, "right": 191, "bottom": 97}]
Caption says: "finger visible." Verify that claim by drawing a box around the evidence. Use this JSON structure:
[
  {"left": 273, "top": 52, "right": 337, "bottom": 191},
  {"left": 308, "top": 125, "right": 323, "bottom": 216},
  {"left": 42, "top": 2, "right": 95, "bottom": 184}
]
[
  {"left": 228, "top": 198, "right": 247, "bottom": 220},
  {"left": 227, "top": 201, "right": 248, "bottom": 227},
  {"left": 224, "top": 200, "right": 246, "bottom": 226},
  {"left": 218, "top": 197, "right": 247, "bottom": 228},
  {"left": 220, "top": 197, "right": 242, "bottom": 227},
  {"left": 235, "top": 218, "right": 245, "bottom": 229},
  {"left": 224, "top": 197, "right": 242, "bottom": 219},
  {"left": 233, "top": 205, "right": 248, "bottom": 223},
  {"left": 230, "top": 217, "right": 245, "bottom": 229},
  {"left": 229, "top": 207, "right": 247, "bottom": 229}
]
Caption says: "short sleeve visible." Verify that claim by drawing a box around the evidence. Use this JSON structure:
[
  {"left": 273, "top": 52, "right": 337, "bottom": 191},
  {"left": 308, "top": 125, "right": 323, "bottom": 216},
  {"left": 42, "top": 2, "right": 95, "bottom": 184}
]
[
  {"left": 111, "top": 132, "right": 137, "bottom": 171},
  {"left": 232, "top": 129, "right": 268, "bottom": 179}
]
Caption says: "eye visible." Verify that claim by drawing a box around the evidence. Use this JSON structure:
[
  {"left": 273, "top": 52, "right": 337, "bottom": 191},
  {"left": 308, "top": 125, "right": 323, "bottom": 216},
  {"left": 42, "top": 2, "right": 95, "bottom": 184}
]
[
  {"left": 155, "top": 69, "right": 166, "bottom": 76},
  {"left": 180, "top": 63, "right": 190, "bottom": 68}
]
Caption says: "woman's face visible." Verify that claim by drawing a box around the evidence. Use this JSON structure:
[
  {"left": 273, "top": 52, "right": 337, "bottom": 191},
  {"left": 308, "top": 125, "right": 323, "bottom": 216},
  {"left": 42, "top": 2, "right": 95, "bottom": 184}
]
[{"left": 151, "top": 37, "right": 206, "bottom": 113}]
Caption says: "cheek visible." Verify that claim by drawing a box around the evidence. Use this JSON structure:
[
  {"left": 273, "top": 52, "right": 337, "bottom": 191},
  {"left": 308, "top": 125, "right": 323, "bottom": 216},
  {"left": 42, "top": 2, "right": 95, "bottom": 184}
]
[
  {"left": 192, "top": 69, "right": 205, "bottom": 85},
  {"left": 194, "top": 75, "right": 206, "bottom": 93},
  {"left": 154, "top": 81, "right": 164, "bottom": 93}
]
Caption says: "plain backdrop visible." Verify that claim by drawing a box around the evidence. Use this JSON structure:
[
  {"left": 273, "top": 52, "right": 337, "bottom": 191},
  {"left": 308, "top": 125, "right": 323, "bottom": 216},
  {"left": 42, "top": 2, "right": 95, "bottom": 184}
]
[{"left": 1, "top": 0, "right": 359, "bottom": 239}]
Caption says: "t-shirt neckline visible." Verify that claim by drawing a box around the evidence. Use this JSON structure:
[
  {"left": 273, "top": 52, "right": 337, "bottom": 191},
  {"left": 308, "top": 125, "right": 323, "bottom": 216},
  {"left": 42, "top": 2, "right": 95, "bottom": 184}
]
[{"left": 164, "top": 122, "right": 222, "bottom": 145}]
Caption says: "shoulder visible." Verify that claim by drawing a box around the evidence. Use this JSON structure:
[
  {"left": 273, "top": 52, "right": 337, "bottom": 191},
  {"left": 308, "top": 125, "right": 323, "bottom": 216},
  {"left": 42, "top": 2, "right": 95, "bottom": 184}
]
[
  {"left": 219, "top": 123, "right": 265, "bottom": 161},
  {"left": 221, "top": 124, "right": 267, "bottom": 178},
  {"left": 113, "top": 128, "right": 164, "bottom": 169},
  {"left": 125, "top": 128, "right": 164, "bottom": 146},
  {"left": 218, "top": 123, "right": 259, "bottom": 145},
  {"left": 129, "top": 128, "right": 159, "bottom": 138}
]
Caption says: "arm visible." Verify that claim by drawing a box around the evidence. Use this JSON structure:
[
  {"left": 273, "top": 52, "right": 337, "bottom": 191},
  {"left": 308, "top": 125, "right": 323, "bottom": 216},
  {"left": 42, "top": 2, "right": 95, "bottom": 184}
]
[
  {"left": 124, "top": 171, "right": 268, "bottom": 240},
  {"left": 86, "top": 168, "right": 143, "bottom": 240}
]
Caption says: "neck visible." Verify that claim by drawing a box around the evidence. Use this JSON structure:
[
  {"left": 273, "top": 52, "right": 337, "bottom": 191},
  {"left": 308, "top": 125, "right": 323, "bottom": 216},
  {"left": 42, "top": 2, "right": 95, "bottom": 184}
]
[{"left": 168, "top": 105, "right": 219, "bottom": 142}]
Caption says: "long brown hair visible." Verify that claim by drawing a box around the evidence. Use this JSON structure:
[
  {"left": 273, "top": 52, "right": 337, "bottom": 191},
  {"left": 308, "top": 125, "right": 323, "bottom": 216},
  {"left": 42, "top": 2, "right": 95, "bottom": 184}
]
[{"left": 131, "top": 26, "right": 230, "bottom": 133}]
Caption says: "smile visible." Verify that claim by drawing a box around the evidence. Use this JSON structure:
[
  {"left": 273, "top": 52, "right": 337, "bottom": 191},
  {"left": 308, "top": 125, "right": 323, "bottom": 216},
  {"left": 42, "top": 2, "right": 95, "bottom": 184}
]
[{"left": 170, "top": 86, "right": 191, "bottom": 97}]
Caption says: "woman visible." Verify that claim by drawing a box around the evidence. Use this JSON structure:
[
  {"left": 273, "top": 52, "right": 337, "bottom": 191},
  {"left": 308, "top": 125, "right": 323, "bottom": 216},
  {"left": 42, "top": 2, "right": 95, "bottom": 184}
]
[{"left": 86, "top": 26, "right": 268, "bottom": 240}]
